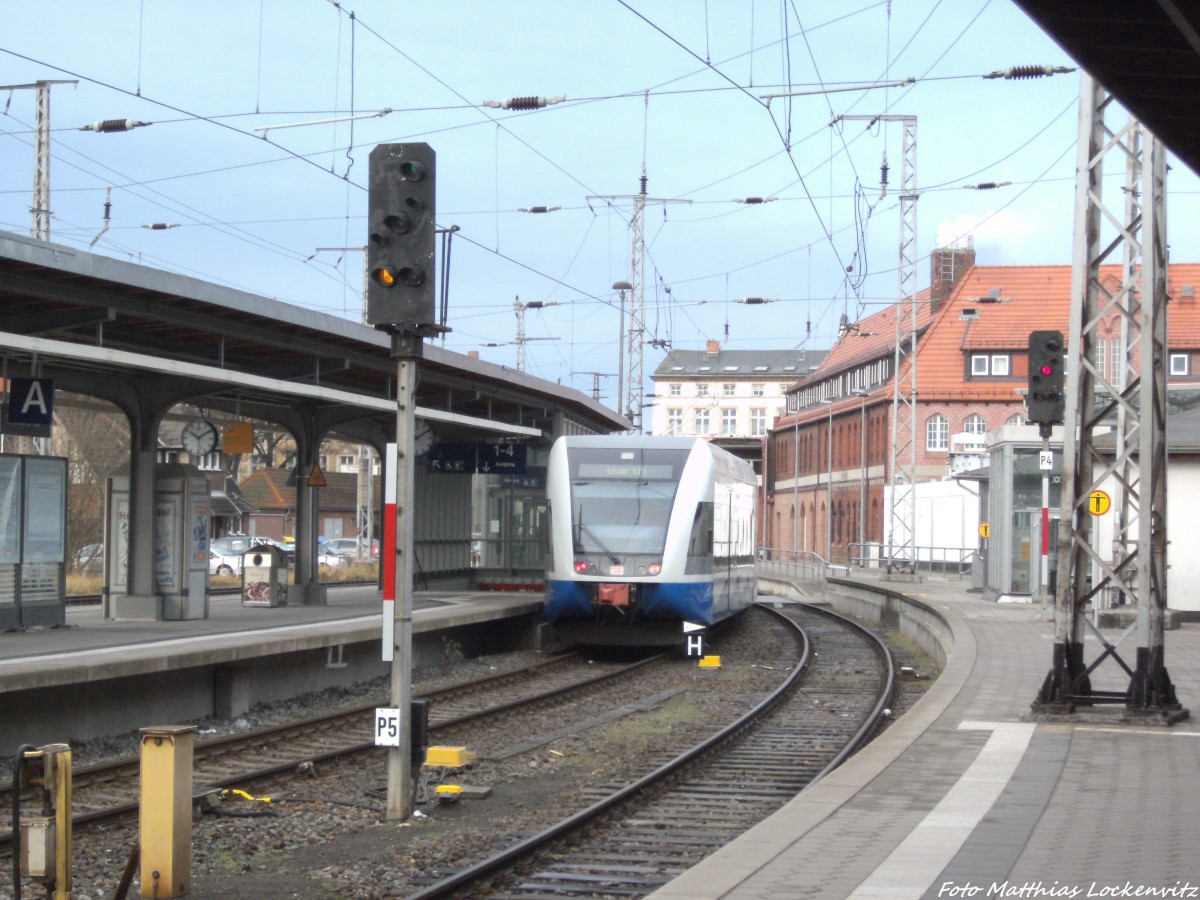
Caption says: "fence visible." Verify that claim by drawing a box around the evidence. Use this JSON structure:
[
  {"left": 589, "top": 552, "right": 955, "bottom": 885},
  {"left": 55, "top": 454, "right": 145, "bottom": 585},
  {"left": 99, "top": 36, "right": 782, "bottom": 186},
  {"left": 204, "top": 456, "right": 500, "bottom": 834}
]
[{"left": 758, "top": 543, "right": 976, "bottom": 581}]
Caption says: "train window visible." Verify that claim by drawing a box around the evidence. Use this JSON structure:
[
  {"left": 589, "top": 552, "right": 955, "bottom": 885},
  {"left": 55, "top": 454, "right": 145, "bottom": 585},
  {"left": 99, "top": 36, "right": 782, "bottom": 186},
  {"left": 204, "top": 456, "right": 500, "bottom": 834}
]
[
  {"left": 571, "top": 482, "right": 675, "bottom": 555},
  {"left": 688, "top": 502, "right": 714, "bottom": 558}
]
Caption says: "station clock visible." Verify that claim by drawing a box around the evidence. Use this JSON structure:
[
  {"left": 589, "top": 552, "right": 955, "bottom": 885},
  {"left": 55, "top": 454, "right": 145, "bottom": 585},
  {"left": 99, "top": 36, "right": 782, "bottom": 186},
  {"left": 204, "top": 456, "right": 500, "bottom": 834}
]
[{"left": 181, "top": 418, "right": 219, "bottom": 456}]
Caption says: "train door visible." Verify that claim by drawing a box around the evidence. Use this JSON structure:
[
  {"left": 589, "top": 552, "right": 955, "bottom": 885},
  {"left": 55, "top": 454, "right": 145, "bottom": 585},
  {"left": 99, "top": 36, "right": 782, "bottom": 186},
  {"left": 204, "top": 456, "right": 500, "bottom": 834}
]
[
  {"left": 484, "top": 484, "right": 547, "bottom": 574},
  {"left": 1010, "top": 509, "right": 1059, "bottom": 597},
  {"left": 713, "top": 488, "right": 732, "bottom": 615},
  {"left": 1010, "top": 510, "right": 1032, "bottom": 594}
]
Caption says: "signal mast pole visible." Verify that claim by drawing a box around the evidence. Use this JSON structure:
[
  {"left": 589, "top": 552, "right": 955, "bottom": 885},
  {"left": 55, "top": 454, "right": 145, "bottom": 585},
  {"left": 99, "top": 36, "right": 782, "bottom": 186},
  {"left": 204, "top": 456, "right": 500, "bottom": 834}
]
[{"left": 365, "top": 143, "right": 448, "bottom": 818}]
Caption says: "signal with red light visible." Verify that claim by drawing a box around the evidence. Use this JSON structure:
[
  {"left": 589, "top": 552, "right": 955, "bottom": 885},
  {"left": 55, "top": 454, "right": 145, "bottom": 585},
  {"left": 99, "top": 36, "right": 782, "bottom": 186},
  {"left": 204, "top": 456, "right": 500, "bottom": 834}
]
[{"left": 1027, "top": 330, "right": 1066, "bottom": 426}]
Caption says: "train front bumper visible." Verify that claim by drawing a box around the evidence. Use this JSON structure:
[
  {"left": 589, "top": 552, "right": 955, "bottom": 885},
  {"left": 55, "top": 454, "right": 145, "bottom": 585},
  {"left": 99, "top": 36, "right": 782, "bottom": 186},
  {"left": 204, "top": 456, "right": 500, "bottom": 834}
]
[{"left": 544, "top": 579, "right": 714, "bottom": 624}]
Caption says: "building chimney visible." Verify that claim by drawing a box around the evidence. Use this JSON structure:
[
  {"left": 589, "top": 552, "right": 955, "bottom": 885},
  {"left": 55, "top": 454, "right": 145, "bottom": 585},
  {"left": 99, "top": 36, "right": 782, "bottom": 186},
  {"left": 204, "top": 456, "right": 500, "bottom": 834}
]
[
  {"left": 467, "top": 350, "right": 480, "bottom": 359},
  {"left": 929, "top": 237, "right": 976, "bottom": 313},
  {"left": 706, "top": 340, "right": 720, "bottom": 354}
]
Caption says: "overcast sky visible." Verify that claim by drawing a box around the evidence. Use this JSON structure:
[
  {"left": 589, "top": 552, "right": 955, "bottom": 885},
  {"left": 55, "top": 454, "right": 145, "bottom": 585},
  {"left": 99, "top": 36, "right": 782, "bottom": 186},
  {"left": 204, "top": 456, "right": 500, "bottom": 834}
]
[{"left": 3, "top": 1, "right": 1197, "bottom": 405}]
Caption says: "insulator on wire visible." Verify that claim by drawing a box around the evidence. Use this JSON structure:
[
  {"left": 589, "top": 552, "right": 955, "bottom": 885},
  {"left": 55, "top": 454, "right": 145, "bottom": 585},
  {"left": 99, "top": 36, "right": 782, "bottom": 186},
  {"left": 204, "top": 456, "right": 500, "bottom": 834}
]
[
  {"left": 983, "top": 65, "right": 1073, "bottom": 80},
  {"left": 80, "top": 119, "right": 151, "bottom": 132},
  {"left": 483, "top": 95, "right": 565, "bottom": 110},
  {"left": 880, "top": 163, "right": 889, "bottom": 189},
  {"left": 639, "top": 174, "right": 648, "bottom": 194},
  {"left": 963, "top": 181, "right": 1011, "bottom": 191}
]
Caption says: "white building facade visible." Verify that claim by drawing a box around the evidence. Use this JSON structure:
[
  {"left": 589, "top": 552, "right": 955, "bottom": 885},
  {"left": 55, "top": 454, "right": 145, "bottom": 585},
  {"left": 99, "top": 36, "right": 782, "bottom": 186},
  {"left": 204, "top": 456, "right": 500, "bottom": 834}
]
[{"left": 647, "top": 342, "right": 826, "bottom": 447}]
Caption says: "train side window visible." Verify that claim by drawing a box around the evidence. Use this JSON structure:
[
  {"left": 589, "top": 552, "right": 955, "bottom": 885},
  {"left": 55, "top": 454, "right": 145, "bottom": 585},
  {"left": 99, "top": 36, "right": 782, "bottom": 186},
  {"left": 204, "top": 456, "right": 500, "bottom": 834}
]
[{"left": 688, "top": 502, "right": 714, "bottom": 557}]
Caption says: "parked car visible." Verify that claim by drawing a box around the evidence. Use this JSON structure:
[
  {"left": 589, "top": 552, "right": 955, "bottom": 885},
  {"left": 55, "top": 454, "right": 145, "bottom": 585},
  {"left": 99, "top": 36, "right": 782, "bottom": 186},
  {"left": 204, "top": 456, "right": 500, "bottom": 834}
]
[
  {"left": 209, "top": 535, "right": 255, "bottom": 576},
  {"left": 72, "top": 543, "right": 105, "bottom": 574},
  {"left": 254, "top": 535, "right": 345, "bottom": 571},
  {"left": 323, "top": 538, "right": 379, "bottom": 561}
]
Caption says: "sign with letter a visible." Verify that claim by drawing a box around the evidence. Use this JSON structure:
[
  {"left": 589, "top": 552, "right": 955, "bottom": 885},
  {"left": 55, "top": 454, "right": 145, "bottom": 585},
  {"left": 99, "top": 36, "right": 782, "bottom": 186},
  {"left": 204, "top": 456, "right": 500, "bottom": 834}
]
[
  {"left": 3, "top": 378, "right": 54, "bottom": 437},
  {"left": 9, "top": 378, "right": 53, "bottom": 424}
]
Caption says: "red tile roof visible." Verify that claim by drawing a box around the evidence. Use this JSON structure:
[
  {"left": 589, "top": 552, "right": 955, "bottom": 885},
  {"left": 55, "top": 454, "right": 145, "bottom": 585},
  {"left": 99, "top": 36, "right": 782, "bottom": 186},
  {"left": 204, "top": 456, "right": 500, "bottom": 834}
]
[
  {"left": 240, "top": 467, "right": 364, "bottom": 511},
  {"left": 778, "top": 262, "right": 1200, "bottom": 424},
  {"left": 800, "top": 287, "right": 936, "bottom": 384}
]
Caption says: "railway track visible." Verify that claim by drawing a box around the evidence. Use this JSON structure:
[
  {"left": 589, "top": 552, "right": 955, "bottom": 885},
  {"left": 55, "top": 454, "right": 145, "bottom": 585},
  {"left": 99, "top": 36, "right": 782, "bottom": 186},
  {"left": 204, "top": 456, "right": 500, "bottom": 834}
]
[
  {"left": 0, "top": 650, "right": 666, "bottom": 856},
  {"left": 407, "top": 601, "right": 895, "bottom": 899}
]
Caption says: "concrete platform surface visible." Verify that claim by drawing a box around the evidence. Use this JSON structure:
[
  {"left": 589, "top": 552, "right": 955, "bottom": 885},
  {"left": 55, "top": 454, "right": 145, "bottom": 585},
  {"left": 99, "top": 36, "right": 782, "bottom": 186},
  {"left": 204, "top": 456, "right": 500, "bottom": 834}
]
[
  {"left": 0, "top": 586, "right": 543, "bottom": 693},
  {"left": 651, "top": 576, "right": 1200, "bottom": 900}
]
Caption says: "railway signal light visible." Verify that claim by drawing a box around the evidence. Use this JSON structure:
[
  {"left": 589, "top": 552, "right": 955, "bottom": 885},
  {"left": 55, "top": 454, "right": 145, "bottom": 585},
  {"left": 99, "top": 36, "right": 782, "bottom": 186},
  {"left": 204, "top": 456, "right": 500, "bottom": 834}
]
[
  {"left": 366, "top": 143, "right": 436, "bottom": 331},
  {"left": 1027, "top": 330, "right": 1065, "bottom": 426}
]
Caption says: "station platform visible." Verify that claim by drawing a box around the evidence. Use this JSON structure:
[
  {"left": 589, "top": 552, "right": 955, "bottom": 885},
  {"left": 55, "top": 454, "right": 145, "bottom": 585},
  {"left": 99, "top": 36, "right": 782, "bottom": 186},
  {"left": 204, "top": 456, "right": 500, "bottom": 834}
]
[
  {"left": 652, "top": 576, "right": 1200, "bottom": 900},
  {"left": 0, "top": 585, "right": 543, "bottom": 749}
]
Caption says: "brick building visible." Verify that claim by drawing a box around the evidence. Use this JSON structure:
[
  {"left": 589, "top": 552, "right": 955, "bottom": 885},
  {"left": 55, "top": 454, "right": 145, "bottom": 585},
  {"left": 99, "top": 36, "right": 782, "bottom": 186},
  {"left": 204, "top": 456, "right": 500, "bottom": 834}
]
[
  {"left": 765, "top": 255, "right": 1200, "bottom": 562},
  {"left": 239, "top": 467, "right": 371, "bottom": 543}
]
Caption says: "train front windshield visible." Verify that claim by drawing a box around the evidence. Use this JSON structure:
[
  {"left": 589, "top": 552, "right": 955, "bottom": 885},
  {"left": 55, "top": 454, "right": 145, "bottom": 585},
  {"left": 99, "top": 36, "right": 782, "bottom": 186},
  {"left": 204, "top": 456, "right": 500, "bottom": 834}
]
[{"left": 568, "top": 448, "right": 689, "bottom": 556}]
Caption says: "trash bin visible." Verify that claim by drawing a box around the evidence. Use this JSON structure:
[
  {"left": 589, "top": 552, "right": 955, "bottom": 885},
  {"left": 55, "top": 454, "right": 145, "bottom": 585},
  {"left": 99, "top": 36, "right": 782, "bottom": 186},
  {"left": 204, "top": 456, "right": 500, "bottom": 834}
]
[{"left": 241, "top": 544, "right": 288, "bottom": 607}]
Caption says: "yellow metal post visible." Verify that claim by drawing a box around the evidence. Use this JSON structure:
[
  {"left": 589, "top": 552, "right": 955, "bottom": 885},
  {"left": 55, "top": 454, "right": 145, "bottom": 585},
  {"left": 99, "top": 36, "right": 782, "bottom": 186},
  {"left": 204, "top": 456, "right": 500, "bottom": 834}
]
[
  {"left": 45, "top": 744, "right": 72, "bottom": 900},
  {"left": 139, "top": 725, "right": 197, "bottom": 899},
  {"left": 16, "top": 743, "right": 73, "bottom": 900}
]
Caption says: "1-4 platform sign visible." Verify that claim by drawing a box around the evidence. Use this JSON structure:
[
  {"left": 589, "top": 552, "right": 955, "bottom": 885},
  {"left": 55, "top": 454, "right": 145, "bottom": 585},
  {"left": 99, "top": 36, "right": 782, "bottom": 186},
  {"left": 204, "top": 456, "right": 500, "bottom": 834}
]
[{"left": 426, "top": 442, "right": 527, "bottom": 475}]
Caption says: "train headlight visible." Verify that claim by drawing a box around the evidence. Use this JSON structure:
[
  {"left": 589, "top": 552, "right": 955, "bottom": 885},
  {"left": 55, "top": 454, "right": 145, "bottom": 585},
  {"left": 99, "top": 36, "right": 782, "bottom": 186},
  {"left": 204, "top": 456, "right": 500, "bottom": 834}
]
[
  {"left": 574, "top": 560, "right": 589, "bottom": 574},
  {"left": 646, "top": 563, "right": 661, "bottom": 576}
]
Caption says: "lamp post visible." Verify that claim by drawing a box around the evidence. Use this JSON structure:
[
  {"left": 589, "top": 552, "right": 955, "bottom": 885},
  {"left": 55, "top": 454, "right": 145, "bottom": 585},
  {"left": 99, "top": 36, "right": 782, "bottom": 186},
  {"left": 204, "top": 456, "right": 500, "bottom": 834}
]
[
  {"left": 852, "top": 389, "right": 870, "bottom": 562},
  {"left": 821, "top": 399, "right": 834, "bottom": 562},
  {"left": 613, "top": 281, "right": 632, "bottom": 425}
]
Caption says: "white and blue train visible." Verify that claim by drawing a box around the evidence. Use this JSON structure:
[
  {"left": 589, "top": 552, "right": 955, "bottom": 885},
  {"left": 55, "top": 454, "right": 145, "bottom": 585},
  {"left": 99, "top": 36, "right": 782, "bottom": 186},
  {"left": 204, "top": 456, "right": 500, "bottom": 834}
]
[{"left": 544, "top": 435, "right": 758, "bottom": 645}]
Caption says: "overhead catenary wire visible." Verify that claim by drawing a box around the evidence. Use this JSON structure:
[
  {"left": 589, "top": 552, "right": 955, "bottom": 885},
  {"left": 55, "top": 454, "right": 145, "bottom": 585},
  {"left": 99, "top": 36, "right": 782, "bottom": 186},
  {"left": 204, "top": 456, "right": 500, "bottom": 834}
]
[{"left": 0, "top": 2, "right": 1087, "bottom": 367}]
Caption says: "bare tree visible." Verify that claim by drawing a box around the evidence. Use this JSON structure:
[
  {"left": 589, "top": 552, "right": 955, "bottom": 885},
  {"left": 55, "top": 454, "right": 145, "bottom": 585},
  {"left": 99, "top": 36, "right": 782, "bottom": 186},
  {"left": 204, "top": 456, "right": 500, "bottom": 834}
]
[{"left": 51, "top": 396, "right": 129, "bottom": 564}]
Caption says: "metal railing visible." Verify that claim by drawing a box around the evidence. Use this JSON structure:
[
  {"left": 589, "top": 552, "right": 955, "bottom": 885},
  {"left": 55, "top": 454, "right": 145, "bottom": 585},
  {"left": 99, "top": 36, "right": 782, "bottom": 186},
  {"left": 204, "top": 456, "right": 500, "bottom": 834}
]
[
  {"left": 843, "top": 542, "right": 975, "bottom": 579},
  {"left": 757, "top": 543, "right": 976, "bottom": 582},
  {"left": 756, "top": 548, "right": 837, "bottom": 585}
]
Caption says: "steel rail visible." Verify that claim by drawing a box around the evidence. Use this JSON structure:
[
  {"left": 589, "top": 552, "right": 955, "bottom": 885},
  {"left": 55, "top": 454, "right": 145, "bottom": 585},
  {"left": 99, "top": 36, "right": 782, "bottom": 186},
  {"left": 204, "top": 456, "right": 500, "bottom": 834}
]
[{"left": 406, "top": 604, "right": 820, "bottom": 899}]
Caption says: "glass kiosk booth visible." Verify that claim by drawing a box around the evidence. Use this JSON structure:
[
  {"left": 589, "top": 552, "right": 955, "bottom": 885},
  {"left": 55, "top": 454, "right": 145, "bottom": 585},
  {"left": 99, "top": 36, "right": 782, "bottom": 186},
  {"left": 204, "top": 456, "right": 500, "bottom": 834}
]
[
  {"left": 0, "top": 454, "right": 68, "bottom": 630},
  {"left": 106, "top": 463, "right": 211, "bottom": 620},
  {"left": 983, "top": 425, "right": 1065, "bottom": 603}
]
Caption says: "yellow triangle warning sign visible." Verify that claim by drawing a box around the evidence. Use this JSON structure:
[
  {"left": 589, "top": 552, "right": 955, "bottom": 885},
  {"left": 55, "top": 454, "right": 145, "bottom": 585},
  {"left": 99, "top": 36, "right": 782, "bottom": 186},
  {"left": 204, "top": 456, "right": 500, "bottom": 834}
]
[{"left": 307, "top": 464, "right": 327, "bottom": 487}]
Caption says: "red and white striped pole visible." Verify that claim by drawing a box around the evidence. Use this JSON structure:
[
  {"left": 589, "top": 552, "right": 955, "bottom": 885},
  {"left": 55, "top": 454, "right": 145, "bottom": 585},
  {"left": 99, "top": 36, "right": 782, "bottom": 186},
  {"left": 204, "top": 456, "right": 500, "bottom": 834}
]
[{"left": 382, "top": 442, "right": 397, "bottom": 662}]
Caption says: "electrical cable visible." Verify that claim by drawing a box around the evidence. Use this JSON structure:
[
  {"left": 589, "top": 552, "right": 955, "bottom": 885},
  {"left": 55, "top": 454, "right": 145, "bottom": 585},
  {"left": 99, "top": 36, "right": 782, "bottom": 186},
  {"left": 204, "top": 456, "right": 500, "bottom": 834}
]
[{"left": 616, "top": 1, "right": 857, "bottom": 301}]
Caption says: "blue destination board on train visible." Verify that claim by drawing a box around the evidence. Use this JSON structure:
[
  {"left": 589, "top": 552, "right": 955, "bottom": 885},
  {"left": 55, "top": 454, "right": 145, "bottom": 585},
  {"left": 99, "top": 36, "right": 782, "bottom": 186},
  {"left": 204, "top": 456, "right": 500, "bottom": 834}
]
[{"left": 427, "top": 443, "right": 527, "bottom": 475}]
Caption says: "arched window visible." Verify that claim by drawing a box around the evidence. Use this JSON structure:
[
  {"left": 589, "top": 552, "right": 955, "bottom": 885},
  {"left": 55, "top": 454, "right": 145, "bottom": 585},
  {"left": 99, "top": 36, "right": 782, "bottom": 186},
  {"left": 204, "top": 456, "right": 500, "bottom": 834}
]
[
  {"left": 1007, "top": 413, "right": 1025, "bottom": 426},
  {"left": 926, "top": 414, "right": 949, "bottom": 451},
  {"left": 964, "top": 414, "right": 987, "bottom": 435}
]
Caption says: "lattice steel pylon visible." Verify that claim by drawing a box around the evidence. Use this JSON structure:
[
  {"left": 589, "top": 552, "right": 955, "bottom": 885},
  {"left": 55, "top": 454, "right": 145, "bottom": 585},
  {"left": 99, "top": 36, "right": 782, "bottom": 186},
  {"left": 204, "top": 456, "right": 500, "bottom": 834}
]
[
  {"left": 588, "top": 177, "right": 690, "bottom": 432},
  {"left": 1032, "top": 74, "right": 1187, "bottom": 723},
  {"left": 32, "top": 81, "right": 52, "bottom": 241},
  {"left": 887, "top": 117, "right": 919, "bottom": 574},
  {"left": 840, "top": 115, "right": 918, "bottom": 572},
  {"left": 0, "top": 80, "right": 74, "bottom": 241}
]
